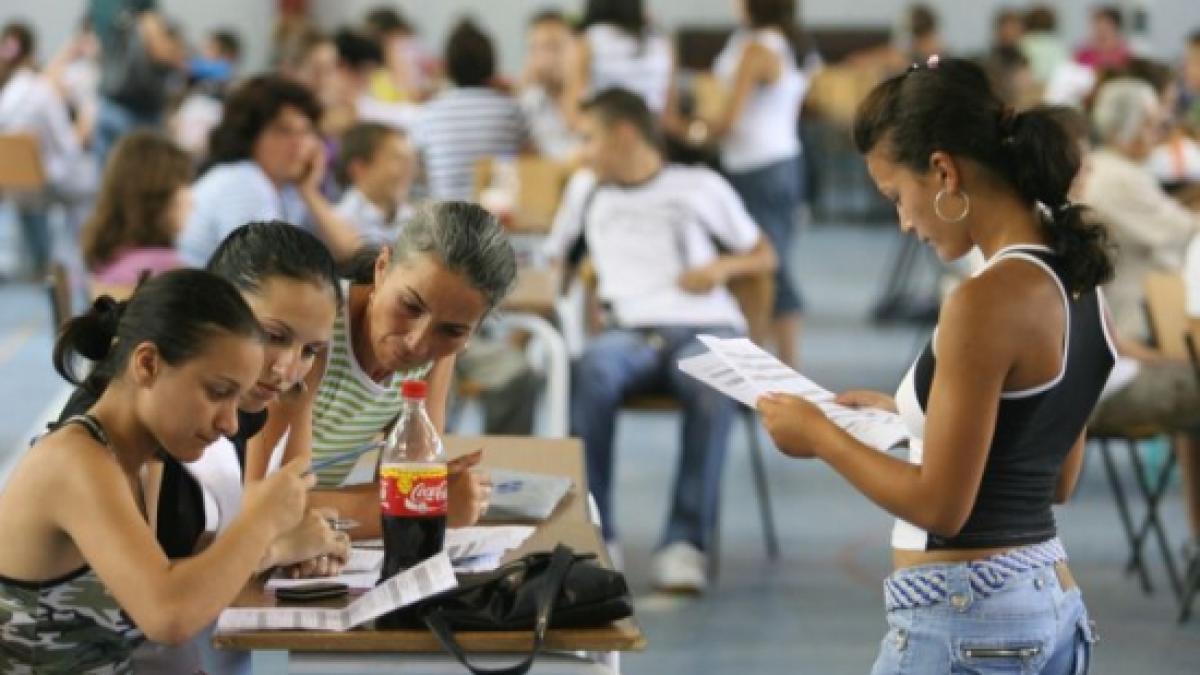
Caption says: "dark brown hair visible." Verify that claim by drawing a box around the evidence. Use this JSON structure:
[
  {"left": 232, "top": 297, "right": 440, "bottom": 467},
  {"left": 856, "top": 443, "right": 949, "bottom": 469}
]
[
  {"left": 205, "top": 75, "right": 322, "bottom": 168},
  {"left": 445, "top": 18, "right": 495, "bottom": 87},
  {"left": 852, "top": 57, "right": 1113, "bottom": 293},
  {"left": 54, "top": 269, "right": 262, "bottom": 395},
  {"left": 81, "top": 132, "right": 192, "bottom": 271},
  {"left": 0, "top": 22, "right": 35, "bottom": 88},
  {"left": 336, "top": 122, "right": 402, "bottom": 186}
]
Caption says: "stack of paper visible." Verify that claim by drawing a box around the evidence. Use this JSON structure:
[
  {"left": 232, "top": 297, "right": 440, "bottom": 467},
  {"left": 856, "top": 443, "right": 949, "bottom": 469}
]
[
  {"left": 217, "top": 552, "right": 456, "bottom": 632},
  {"left": 679, "top": 335, "right": 908, "bottom": 452}
]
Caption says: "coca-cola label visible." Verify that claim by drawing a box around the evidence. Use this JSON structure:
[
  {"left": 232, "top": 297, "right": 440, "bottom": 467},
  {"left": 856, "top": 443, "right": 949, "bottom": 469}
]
[{"left": 380, "top": 462, "right": 448, "bottom": 517}]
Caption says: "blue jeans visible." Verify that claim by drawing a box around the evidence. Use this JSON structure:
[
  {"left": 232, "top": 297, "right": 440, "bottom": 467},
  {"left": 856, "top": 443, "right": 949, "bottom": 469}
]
[
  {"left": 727, "top": 156, "right": 805, "bottom": 316},
  {"left": 94, "top": 98, "right": 162, "bottom": 167},
  {"left": 571, "top": 325, "right": 738, "bottom": 550},
  {"left": 871, "top": 563, "right": 1095, "bottom": 674}
]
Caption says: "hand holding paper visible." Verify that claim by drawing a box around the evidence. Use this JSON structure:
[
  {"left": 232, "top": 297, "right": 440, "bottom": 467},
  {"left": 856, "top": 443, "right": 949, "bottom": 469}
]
[{"left": 678, "top": 335, "right": 908, "bottom": 453}]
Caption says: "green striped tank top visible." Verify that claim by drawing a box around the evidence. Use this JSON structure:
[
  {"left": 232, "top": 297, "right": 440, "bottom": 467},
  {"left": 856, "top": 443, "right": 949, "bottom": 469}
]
[{"left": 311, "top": 282, "right": 431, "bottom": 487}]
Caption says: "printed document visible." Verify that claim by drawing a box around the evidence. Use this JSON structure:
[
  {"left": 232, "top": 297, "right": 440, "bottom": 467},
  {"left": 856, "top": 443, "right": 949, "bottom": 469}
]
[
  {"left": 217, "top": 552, "right": 456, "bottom": 632},
  {"left": 679, "top": 335, "right": 908, "bottom": 451}
]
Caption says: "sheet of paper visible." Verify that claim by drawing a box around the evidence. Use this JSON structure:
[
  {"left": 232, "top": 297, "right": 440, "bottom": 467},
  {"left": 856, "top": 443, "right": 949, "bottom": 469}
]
[
  {"left": 683, "top": 335, "right": 908, "bottom": 452},
  {"left": 339, "top": 446, "right": 382, "bottom": 487},
  {"left": 444, "top": 526, "right": 535, "bottom": 567},
  {"left": 265, "top": 547, "right": 386, "bottom": 592},
  {"left": 346, "top": 551, "right": 457, "bottom": 627},
  {"left": 217, "top": 552, "right": 456, "bottom": 633}
]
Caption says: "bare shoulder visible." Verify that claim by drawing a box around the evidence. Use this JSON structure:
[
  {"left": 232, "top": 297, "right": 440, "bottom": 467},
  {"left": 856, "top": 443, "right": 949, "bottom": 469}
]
[{"left": 936, "top": 259, "right": 1058, "bottom": 358}]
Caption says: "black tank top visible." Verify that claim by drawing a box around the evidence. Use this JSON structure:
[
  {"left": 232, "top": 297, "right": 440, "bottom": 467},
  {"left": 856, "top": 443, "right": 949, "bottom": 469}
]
[{"left": 892, "top": 245, "right": 1117, "bottom": 551}]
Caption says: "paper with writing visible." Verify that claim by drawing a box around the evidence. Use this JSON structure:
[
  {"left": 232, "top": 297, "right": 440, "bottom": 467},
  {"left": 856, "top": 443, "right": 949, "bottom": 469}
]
[
  {"left": 217, "top": 551, "right": 456, "bottom": 632},
  {"left": 681, "top": 335, "right": 908, "bottom": 452}
]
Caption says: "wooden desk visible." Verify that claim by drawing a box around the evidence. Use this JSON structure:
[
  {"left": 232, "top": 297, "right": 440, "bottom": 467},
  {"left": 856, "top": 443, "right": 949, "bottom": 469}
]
[{"left": 213, "top": 435, "right": 645, "bottom": 656}]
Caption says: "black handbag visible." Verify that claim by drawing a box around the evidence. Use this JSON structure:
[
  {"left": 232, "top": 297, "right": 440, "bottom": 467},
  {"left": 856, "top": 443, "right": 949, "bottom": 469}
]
[{"left": 386, "top": 544, "right": 633, "bottom": 675}]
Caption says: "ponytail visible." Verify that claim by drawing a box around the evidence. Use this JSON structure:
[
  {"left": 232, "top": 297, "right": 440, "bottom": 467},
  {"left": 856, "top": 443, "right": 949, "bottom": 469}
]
[
  {"left": 853, "top": 57, "right": 1113, "bottom": 295},
  {"left": 50, "top": 269, "right": 263, "bottom": 396},
  {"left": 1001, "top": 106, "right": 1114, "bottom": 293},
  {"left": 52, "top": 296, "right": 128, "bottom": 393}
]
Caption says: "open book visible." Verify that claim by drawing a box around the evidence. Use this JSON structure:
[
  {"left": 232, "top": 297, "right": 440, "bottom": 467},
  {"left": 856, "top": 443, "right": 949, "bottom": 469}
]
[
  {"left": 216, "top": 552, "right": 457, "bottom": 632},
  {"left": 678, "top": 335, "right": 908, "bottom": 452}
]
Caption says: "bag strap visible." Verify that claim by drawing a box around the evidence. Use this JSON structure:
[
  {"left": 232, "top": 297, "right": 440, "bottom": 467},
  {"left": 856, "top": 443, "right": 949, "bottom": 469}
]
[{"left": 422, "top": 544, "right": 576, "bottom": 675}]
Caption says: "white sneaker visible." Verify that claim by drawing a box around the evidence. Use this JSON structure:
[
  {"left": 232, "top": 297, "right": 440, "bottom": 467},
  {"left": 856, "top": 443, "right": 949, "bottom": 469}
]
[{"left": 651, "top": 541, "right": 708, "bottom": 594}]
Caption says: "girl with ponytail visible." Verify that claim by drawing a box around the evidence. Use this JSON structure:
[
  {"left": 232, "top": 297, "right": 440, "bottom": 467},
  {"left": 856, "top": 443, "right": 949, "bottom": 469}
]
[
  {"left": 758, "top": 56, "right": 1114, "bottom": 673},
  {"left": 0, "top": 270, "right": 314, "bottom": 673}
]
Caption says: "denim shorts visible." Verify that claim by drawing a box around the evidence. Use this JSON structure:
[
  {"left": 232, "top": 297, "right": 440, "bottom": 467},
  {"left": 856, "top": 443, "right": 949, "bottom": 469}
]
[{"left": 871, "top": 557, "right": 1096, "bottom": 674}]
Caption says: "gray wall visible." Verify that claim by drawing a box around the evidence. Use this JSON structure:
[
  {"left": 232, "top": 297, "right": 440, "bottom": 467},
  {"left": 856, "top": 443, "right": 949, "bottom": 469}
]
[{"left": 4, "top": 1, "right": 1198, "bottom": 76}]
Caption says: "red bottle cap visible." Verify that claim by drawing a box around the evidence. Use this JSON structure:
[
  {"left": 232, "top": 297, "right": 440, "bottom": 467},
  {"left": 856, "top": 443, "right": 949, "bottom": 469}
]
[{"left": 401, "top": 379, "right": 428, "bottom": 399}]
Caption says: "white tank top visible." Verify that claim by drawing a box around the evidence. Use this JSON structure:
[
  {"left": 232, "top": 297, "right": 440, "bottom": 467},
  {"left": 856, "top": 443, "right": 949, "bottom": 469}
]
[
  {"left": 713, "top": 29, "right": 808, "bottom": 172},
  {"left": 585, "top": 24, "right": 674, "bottom": 114}
]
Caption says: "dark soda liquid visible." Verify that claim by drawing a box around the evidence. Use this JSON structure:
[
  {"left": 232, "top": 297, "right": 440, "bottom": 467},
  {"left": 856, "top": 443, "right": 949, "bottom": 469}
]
[{"left": 376, "top": 514, "right": 446, "bottom": 629}]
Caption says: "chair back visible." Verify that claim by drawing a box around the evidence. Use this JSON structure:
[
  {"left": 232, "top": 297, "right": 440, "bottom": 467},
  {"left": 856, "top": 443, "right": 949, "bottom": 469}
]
[
  {"left": 0, "top": 134, "right": 47, "bottom": 191},
  {"left": 473, "top": 156, "right": 571, "bottom": 233},
  {"left": 1143, "top": 271, "right": 1188, "bottom": 361}
]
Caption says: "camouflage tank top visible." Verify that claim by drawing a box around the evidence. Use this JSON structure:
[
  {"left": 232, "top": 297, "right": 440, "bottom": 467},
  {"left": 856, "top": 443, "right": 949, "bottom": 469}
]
[{"left": 0, "top": 415, "right": 145, "bottom": 673}]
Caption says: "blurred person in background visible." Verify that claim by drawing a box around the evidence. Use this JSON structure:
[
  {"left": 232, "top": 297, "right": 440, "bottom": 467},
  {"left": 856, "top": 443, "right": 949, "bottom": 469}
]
[
  {"left": 519, "top": 10, "right": 579, "bottom": 162},
  {"left": 1075, "top": 5, "right": 1131, "bottom": 71},
  {"left": 1020, "top": 4, "right": 1069, "bottom": 88},
  {"left": 1179, "top": 31, "right": 1200, "bottom": 138},
  {"left": 177, "top": 75, "right": 361, "bottom": 266},
  {"left": 330, "top": 27, "right": 419, "bottom": 141},
  {"left": 990, "top": 8, "right": 1024, "bottom": 54},
  {"left": 44, "top": 17, "right": 101, "bottom": 149},
  {"left": 363, "top": 6, "right": 434, "bottom": 104},
  {"left": 565, "top": 0, "right": 680, "bottom": 132},
  {"left": 278, "top": 28, "right": 339, "bottom": 112},
  {"left": 88, "top": 0, "right": 184, "bottom": 165},
  {"left": 905, "top": 4, "right": 944, "bottom": 63},
  {"left": 0, "top": 21, "right": 97, "bottom": 279},
  {"left": 81, "top": 132, "right": 190, "bottom": 290},
  {"left": 413, "top": 18, "right": 528, "bottom": 201},
  {"left": 708, "top": 0, "right": 811, "bottom": 367},
  {"left": 1080, "top": 77, "right": 1200, "bottom": 552},
  {"left": 169, "top": 28, "right": 243, "bottom": 161},
  {"left": 334, "top": 122, "right": 416, "bottom": 247}
]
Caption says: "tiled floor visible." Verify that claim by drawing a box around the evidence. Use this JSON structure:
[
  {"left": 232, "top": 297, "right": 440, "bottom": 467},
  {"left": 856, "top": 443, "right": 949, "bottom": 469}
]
[{"left": 0, "top": 223, "right": 1196, "bottom": 673}]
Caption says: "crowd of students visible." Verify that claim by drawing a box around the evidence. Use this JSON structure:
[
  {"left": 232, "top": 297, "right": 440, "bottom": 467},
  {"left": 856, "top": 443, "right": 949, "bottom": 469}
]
[{"left": 0, "top": 0, "right": 1199, "bottom": 673}]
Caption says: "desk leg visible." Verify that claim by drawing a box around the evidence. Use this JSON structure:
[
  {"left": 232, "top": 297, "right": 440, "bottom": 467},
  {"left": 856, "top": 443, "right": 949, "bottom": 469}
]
[{"left": 250, "top": 649, "right": 289, "bottom": 674}]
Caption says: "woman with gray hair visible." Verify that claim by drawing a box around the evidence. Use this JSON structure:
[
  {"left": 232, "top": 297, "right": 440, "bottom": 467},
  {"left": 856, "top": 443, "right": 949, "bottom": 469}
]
[
  {"left": 1081, "top": 77, "right": 1200, "bottom": 549},
  {"left": 245, "top": 201, "right": 518, "bottom": 538}
]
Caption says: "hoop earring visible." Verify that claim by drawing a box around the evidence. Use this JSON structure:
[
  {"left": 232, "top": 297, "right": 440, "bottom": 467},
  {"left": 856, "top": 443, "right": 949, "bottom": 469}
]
[{"left": 934, "top": 189, "right": 970, "bottom": 223}]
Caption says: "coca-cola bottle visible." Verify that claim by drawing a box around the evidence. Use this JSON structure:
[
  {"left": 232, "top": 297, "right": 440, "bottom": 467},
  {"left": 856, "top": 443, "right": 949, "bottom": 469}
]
[{"left": 378, "top": 380, "right": 448, "bottom": 584}]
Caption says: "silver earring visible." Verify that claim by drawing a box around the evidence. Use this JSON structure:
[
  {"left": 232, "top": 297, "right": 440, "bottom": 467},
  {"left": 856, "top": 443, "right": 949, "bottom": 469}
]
[{"left": 934, "top": 189, "right": 970, "bottom": 222}]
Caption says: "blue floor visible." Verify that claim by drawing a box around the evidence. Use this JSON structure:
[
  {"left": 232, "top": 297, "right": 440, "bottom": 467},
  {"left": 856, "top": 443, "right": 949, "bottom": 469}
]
[{"left": 1, "top": 222, "right": 1196, "bottom": 673}]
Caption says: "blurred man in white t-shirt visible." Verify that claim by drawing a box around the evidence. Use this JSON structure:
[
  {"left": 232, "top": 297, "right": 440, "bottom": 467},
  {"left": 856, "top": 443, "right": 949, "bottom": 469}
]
[{"left": 543, "top": 88, "right": 775, "bottom": 593}]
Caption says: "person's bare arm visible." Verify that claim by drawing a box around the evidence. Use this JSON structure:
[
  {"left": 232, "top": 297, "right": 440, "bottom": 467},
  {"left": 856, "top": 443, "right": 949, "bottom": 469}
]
[
  {"left": 55, "top": 440, "right": 309, "bottom": 644},
  {"left": 297, "top": 141, "right": 365, "bottom": 263},
  {"left": 425, "top": 354, "right": 456, "bottom": 434},
  {"left": 709, "top": 42, "right": 780, "bottom": 139},
  {"left": 137, "top": 12, "right": 185, "bottom": 68},
  {"left": 246, "top": 353, "right": 327, "bottom": 482},
  {"left": 678, "top": 237, "right": 777, "bottom": 294},
  {"left": 760, "top": 278, "right": 1019, "bottom": 536},
  {"left": 561, "top": 38, "right": 591, "bottom": 130}
]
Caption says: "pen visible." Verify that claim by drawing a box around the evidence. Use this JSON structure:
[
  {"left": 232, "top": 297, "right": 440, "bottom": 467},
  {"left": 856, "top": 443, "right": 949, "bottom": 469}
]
[{"left": 301, "top": 440, "right": 385, "bottom": 478}]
